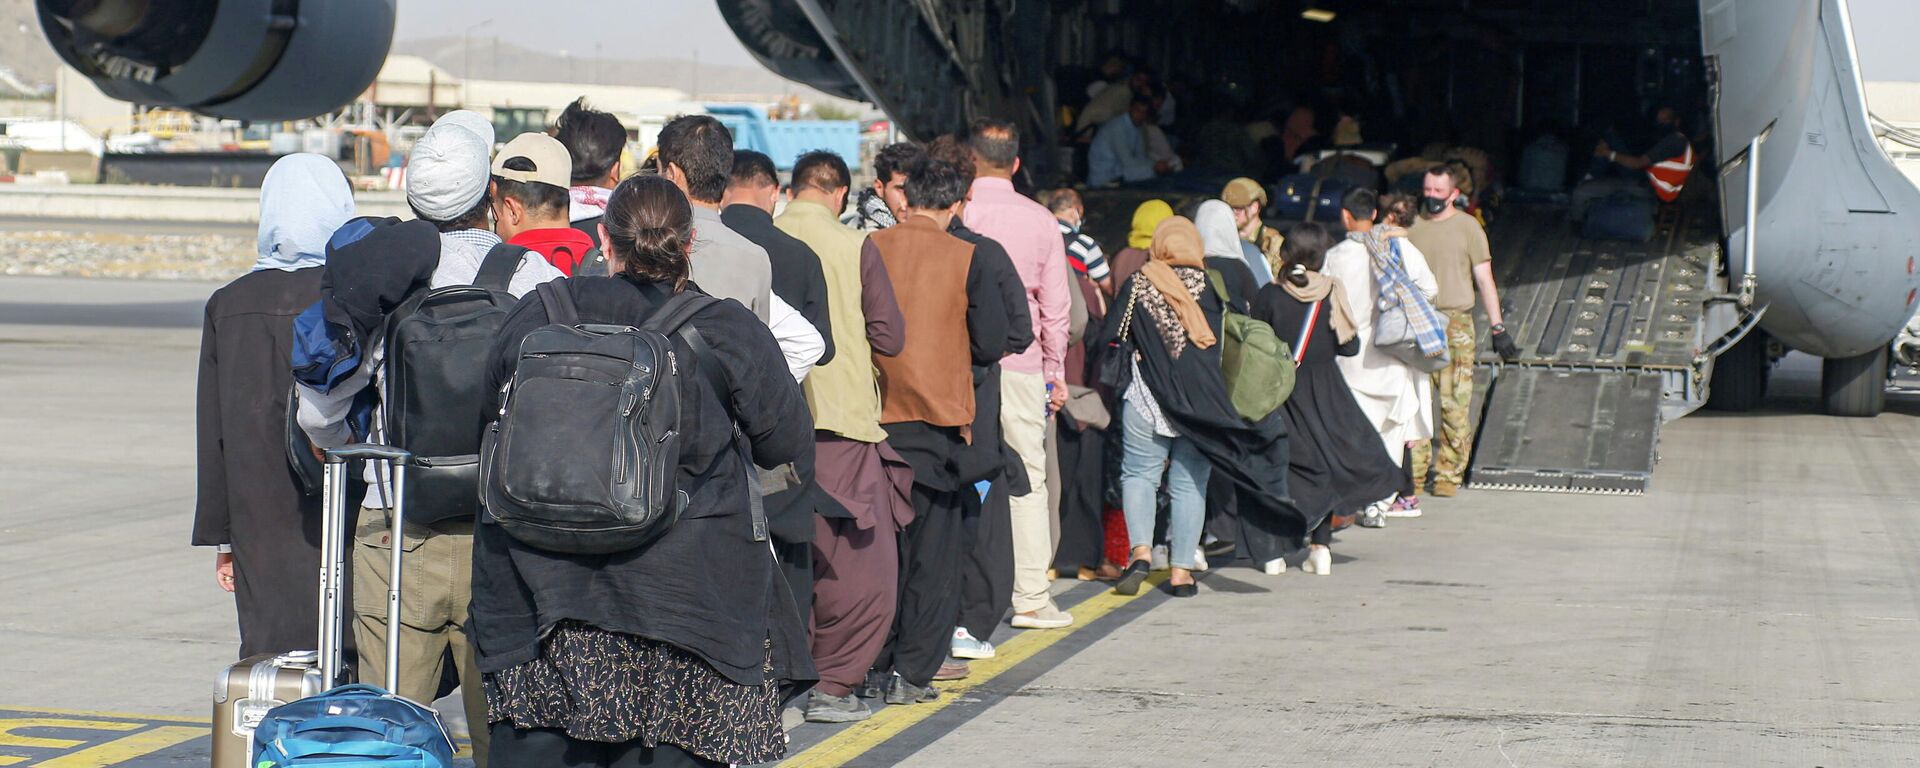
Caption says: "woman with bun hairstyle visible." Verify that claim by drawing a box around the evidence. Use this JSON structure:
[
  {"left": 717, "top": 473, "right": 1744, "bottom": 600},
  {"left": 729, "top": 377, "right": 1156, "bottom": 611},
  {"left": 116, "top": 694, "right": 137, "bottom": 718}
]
[
  {"left": 471, "top": 174, "right": 815, "bottom": 767},
  {"left": 1247, "top": 222, "right": 1404, "bottom": 576}
]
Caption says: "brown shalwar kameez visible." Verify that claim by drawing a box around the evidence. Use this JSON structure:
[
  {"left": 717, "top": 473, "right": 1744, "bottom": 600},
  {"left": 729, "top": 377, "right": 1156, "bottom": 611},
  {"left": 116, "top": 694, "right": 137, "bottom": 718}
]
[{"left": 809, "top": 437, "right": 914, "bottom": 696}]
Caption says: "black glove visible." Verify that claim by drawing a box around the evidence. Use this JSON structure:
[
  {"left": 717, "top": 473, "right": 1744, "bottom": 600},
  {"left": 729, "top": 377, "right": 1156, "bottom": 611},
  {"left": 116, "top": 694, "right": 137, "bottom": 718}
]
[{"left": 1490, "top": 325, "right": 1521, "bottom": 362}]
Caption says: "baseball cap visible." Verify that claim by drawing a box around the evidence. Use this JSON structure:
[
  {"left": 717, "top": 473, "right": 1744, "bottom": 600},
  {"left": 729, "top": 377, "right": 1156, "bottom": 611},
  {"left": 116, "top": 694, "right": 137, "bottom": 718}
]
[
  {"left": 407, "top": 111, "right": 493, "bottom": 221},
  {"left": 492, "top": 133, "right": 573, "bottom": 190},
  {"left": 1221, "top": 177, "right": 1267, "bottom": 209}
]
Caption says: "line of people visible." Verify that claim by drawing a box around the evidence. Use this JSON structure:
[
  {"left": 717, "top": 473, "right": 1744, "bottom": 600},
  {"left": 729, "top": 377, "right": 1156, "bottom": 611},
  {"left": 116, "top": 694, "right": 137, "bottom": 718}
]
[{"left": 193, "top": 96, "right": 1519, "bottom": 766}]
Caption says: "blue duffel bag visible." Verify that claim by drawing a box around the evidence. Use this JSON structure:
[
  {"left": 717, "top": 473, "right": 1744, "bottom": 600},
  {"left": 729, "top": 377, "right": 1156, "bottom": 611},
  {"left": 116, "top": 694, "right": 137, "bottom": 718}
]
[
  {"left": 1581, "top": 193, "right": 1656, "bottom": 242},
  {"left": 1270, "top": 174, "right": 1352, "bottom": 223},
  {"left": 252, "top": 684, "right": 454, "bottom": 767}
]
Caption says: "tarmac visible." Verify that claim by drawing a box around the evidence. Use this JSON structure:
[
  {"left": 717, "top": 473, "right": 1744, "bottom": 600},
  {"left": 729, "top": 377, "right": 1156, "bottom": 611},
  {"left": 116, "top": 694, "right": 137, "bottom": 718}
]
[{"left": 2, "top": 274, "right": 1919, "bottom": 766}]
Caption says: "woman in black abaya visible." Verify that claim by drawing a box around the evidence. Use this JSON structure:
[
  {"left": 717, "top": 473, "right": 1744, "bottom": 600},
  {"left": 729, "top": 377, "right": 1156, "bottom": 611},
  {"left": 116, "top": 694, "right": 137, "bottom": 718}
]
[{"left": 1248, "top": 223, "right": 1404, "bottom": 576}]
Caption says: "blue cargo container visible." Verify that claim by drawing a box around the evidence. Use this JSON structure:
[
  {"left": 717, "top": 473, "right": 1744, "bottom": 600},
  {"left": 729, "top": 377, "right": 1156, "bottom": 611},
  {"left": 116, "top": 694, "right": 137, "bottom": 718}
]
[{"left": 705, "top": 103, "right": 861, "bottom": 172}]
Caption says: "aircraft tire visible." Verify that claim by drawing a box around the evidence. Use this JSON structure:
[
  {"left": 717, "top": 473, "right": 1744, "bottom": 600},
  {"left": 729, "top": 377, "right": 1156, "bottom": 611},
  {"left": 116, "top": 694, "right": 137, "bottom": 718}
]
[
  {"left": 1822, "top": 348, "right": 1887, "bottom": 418},
  {"left": 1706, "top": 331, "right": 1768, "bottom": 412}
]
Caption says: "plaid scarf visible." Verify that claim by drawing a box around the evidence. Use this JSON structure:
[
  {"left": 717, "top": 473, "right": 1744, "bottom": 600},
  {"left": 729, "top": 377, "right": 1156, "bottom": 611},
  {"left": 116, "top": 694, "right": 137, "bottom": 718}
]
[{"left": 1351, "top": 228, "right": 1448, "bottom": 360}]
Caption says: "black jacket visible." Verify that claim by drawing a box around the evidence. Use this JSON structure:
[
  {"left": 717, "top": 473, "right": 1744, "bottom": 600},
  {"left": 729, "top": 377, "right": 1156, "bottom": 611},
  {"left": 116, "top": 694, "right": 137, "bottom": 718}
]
[
  {"left": 471, "top": 275, "right": 816, "bottom": 687},
  {"left": 948, "top": 223, "right": 1034, "bottom": 492},
  {"left": 722, "top": 204, "right": 835, "bottom": 366}
]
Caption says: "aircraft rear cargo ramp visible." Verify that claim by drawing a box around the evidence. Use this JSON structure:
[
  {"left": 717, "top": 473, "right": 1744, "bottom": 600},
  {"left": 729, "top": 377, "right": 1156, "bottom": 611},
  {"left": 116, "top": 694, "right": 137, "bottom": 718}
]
[{"left": 1466, "top": 204, "right": 1723, "bottom": 495}]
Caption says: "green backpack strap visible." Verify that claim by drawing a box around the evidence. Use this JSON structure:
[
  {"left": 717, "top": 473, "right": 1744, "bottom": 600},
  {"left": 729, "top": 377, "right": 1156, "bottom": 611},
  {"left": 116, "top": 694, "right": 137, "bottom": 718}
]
[{"left": 1205, "top": 268, "right": 1232, "bottom": 308}]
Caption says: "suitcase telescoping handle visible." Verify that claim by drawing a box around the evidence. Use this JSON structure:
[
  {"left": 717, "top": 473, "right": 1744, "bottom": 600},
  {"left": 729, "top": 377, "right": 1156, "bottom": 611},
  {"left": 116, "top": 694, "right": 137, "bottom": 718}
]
[
  {"left": 319, "top": 444, "right": 413, "bottom": 693},
  {"left": 324, "top": 445, "right": 413, "bottom": 463}
]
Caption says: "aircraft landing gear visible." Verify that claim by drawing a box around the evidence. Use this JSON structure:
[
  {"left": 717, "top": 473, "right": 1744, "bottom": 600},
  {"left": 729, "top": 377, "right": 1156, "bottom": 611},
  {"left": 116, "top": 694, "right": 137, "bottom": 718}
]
[
  {"left": 1822, "top": 348, "right": 1888, "bottom": 417},
  {"left": 1707, "top": 330, "right": 1770, "bottom": 412}
]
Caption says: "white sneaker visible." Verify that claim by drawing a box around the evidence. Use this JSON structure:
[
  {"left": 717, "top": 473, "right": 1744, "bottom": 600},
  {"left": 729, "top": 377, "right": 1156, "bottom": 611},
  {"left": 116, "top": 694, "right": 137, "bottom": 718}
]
[
  {"left": 1010, "top": 604, "right": 1074, "bottom": 630},
  {"left": 951, "top": 627, "right": 995, "bottom": 659},
  {"left": 1381, "top": 495, "right": 1422, "bottom": 518},
  {"left": 1358, "top": 507, "right": 1387, "bottom": 528},
  {"left": 1303, "top": 547, "right": 1332, "bottom": 576},
  {"left": 1262, "top": 557, "right": 1287, "bottom": 575},
  {"left": 1193, "top": 548, "right": 1210, "bottom": 572},
  {"left": 1150, "top": 545, "right": 1170, "bottom": 570}
]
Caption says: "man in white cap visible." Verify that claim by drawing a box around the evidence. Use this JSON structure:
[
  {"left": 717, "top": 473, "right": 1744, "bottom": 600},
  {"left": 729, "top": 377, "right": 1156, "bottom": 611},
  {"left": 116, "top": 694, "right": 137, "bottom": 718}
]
[
  {"left": 297, "top": 110, "right": 559, "bottom": 768},
  {"left": 403, "top": 111, "right": 562, "bottom": 294}
]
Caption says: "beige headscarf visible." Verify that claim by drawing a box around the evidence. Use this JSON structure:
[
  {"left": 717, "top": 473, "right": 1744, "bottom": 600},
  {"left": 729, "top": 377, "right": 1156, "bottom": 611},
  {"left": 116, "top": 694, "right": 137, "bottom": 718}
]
[
  {"left": 1280, "top": 264, "right": 1358, "bottom": 344},
  {"left": 1139, "top": 216, "right": 1217, "bottom": 350}
]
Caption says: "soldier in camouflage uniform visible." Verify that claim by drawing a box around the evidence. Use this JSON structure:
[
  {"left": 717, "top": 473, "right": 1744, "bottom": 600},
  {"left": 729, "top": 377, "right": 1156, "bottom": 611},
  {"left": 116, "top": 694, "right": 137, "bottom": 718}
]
[
  {"left": 1222, "top": 177, "right": 1286, "bottom": 275},
  {"left": 1406, "top": 167, "right": 1519, "bottom": 497},
  {"left": 1409, "top": 309, "right": 1480, "bottom": 495}
]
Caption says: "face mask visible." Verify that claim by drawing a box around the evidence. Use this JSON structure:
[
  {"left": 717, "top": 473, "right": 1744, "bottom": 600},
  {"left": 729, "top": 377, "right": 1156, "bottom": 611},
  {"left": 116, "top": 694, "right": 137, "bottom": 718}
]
[{"left": 1420, "top": 195, "right": 1449, "bottom": 216}]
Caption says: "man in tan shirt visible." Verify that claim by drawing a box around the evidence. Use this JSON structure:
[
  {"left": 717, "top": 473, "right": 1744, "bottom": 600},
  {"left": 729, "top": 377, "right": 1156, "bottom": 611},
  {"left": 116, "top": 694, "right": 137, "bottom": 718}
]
[{"left": 1407, "top": 166, "right": 1519, "bottom": 497}]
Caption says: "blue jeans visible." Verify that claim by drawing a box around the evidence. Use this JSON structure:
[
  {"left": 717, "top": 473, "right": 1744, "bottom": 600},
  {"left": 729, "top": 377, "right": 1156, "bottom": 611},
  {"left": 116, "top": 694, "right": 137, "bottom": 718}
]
[{"left": 1119, "top": 404, "right": 1211, "bottom": 570}]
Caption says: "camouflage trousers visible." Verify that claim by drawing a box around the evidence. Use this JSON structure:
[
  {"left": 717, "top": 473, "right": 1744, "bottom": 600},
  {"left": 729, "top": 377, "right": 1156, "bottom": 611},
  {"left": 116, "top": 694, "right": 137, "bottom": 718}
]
[{"left": 1411, "top": 310, "right": 1477, "bottom": 490}]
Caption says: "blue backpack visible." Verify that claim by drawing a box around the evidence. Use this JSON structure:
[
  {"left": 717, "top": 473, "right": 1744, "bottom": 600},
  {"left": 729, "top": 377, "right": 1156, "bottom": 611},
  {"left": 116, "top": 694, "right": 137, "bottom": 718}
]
[{"left": 252, "top": 684, "right": 454, "bottom": 767}]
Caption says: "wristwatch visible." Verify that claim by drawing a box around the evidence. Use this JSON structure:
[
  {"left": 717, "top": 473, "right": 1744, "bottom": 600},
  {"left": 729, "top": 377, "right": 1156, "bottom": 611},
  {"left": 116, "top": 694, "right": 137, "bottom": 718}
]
[{"left": 1490, "top": 323, "right": 1508, "bottom": 334}]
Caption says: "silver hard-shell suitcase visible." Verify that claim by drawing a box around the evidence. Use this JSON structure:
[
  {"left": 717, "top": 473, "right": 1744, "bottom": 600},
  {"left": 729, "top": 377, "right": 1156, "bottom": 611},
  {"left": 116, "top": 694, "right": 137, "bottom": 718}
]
[{"left": 211, "top": 445, "right": 415, "bottom": 766}]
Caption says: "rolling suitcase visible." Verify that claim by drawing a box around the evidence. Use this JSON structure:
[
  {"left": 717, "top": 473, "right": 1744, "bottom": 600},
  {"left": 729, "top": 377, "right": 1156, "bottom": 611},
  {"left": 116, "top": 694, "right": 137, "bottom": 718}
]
[
  {"left": 1517, "top": 135, "right": 1569, "bottom": 193},
  {"left": 211, "top": 442, "right": 362, "bottom": 767},
  {"left": 251, "top": 445, "right": 456, "bottom": 767}
]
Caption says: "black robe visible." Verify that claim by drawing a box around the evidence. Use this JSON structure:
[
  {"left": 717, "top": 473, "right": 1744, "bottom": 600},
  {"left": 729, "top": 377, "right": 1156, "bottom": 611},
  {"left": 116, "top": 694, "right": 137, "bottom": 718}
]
[
  {"left": 1095, "top": 274, "right": 1298, "bottom": 531},
  {"left": 194, "top": 267, "right": 327, "bottom": 659},
  {"left": 1247, "top": 283, "right": 1403, "bottom": 560}
]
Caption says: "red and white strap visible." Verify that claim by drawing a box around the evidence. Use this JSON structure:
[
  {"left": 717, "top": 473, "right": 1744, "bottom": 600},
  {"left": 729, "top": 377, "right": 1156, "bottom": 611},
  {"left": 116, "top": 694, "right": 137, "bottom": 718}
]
[{"left": 1294, "top": 300, "right": 1322, "bottom": 365}]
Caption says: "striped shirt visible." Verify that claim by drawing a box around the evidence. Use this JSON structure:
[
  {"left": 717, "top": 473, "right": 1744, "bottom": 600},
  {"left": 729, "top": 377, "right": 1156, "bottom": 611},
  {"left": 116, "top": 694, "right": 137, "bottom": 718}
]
[{"left": 1057, "top": 220, "right": 1111, "bottom": 281}]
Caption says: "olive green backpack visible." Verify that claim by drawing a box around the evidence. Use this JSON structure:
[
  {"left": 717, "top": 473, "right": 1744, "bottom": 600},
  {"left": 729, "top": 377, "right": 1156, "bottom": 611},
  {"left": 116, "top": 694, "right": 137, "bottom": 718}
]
[{"left": 1206, "top": 270, "right": 1295, "bottom": 421}]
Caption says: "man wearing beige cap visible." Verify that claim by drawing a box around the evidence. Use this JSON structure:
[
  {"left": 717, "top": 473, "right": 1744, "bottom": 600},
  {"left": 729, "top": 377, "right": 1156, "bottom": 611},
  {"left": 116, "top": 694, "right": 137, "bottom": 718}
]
[
  {"left": 490, "top": 132, "right": 598, "bottom": 276},
  {"left": 1222, "top": 177, "right": 1286, "bottom": 275}
]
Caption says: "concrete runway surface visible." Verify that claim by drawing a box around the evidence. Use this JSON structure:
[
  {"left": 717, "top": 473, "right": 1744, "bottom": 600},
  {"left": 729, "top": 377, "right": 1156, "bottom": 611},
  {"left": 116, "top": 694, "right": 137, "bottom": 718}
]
[{"left": 2, "top": 274, "right": 1918, "bottom": 766}]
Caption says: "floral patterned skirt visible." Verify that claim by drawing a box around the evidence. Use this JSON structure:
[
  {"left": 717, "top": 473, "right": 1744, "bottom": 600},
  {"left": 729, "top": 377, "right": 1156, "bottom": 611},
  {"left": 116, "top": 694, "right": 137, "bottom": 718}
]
[{"left": 484, "top": 621, "right": 782, "bottom": 765}]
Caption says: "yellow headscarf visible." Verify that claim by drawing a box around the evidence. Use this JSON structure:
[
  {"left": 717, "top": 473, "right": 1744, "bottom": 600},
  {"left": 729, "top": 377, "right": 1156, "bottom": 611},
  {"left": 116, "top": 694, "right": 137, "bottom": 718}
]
[{"left": 1127, "top": 199, "right": 1175, "bottom": 250}]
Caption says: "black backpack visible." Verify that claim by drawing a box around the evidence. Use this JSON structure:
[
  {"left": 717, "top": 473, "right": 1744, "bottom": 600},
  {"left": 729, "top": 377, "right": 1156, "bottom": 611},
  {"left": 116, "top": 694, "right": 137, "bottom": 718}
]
[
  {"left": 383, "top": 243, "right": 527, "bottom": 524},
  {"left": 481, "top": 279, "right": 767, "bottom": 554}
]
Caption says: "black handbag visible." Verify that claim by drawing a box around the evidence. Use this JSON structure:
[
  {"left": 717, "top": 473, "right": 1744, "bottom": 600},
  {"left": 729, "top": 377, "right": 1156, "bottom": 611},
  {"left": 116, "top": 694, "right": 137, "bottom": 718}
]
[
  {"left": 1095, "top": 279, "right": 1143, "bottom": 401},
  {"left": 285, "top": 383, "right": 323, "bottom": 496}
]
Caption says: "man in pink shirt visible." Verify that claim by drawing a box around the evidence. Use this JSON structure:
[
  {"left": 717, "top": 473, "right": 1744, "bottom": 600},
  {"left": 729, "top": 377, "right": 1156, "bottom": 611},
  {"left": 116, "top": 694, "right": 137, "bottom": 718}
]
[{"left": 962, "top": 118, "right": 1074, "bottom": 630}]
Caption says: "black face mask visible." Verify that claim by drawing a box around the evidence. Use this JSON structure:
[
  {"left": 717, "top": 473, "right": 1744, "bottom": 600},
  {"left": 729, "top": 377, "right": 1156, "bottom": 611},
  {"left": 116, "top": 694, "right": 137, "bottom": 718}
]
[{"left": 1421, "top": 195, "right": 1450, "bottom": 216}]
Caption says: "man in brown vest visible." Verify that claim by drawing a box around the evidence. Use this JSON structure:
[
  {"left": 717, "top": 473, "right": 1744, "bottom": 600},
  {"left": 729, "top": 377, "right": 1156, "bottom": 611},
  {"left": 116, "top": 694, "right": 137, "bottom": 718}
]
[{"left": 869, "top": 153, "right": 1018, "bottom": 705}]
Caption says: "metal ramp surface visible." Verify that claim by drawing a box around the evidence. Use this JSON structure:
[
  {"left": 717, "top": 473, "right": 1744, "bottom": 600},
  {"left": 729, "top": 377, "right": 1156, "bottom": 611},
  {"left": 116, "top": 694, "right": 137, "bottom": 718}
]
[
  {"left": 1464, "top": 204, "right": 1720, "bottom": 494},
  {"left": 1474, "top": 204, "right": 1716, "bottom": 371},
  {"left": 1470, "top": 369, "right": 1662, "bottom": 495}
]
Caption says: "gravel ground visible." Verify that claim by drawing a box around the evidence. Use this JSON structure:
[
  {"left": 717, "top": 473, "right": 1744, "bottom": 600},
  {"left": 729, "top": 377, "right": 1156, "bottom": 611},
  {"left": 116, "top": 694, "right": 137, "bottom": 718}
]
[{"left": 0, "top": 229, "right": 255, "bottom": 281}]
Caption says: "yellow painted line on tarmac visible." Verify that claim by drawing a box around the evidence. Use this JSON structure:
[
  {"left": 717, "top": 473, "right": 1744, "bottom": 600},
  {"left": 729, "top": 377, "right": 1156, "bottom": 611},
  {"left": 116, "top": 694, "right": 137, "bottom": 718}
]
[
  {"left": 783, "top": 573, "right": 1166, "bottom": 768},
  {"left": 33, "top": 725, "right": 203, "bottom": 767},
  {"left": 0, "top": 718, "right": 141, "bottom": 750},
  {"left": 0, "top": 707, "right": 207, "bottom": 725}
]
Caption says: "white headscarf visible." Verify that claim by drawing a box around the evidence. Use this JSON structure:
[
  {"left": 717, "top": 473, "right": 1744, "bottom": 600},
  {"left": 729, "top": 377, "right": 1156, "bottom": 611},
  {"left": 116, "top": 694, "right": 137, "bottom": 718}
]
[
  {"left": 255, "top": 153, "right": 354, "bottom": 272},
  {"left": 1194, "top": 199, "right": 1243, "bottom": 260}
]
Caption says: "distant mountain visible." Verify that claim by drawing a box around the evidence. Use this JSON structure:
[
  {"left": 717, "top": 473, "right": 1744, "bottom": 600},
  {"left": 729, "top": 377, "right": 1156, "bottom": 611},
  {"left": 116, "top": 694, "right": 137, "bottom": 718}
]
[{"left": 392, "top": 36, "right": 844, "bottom": 103}]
